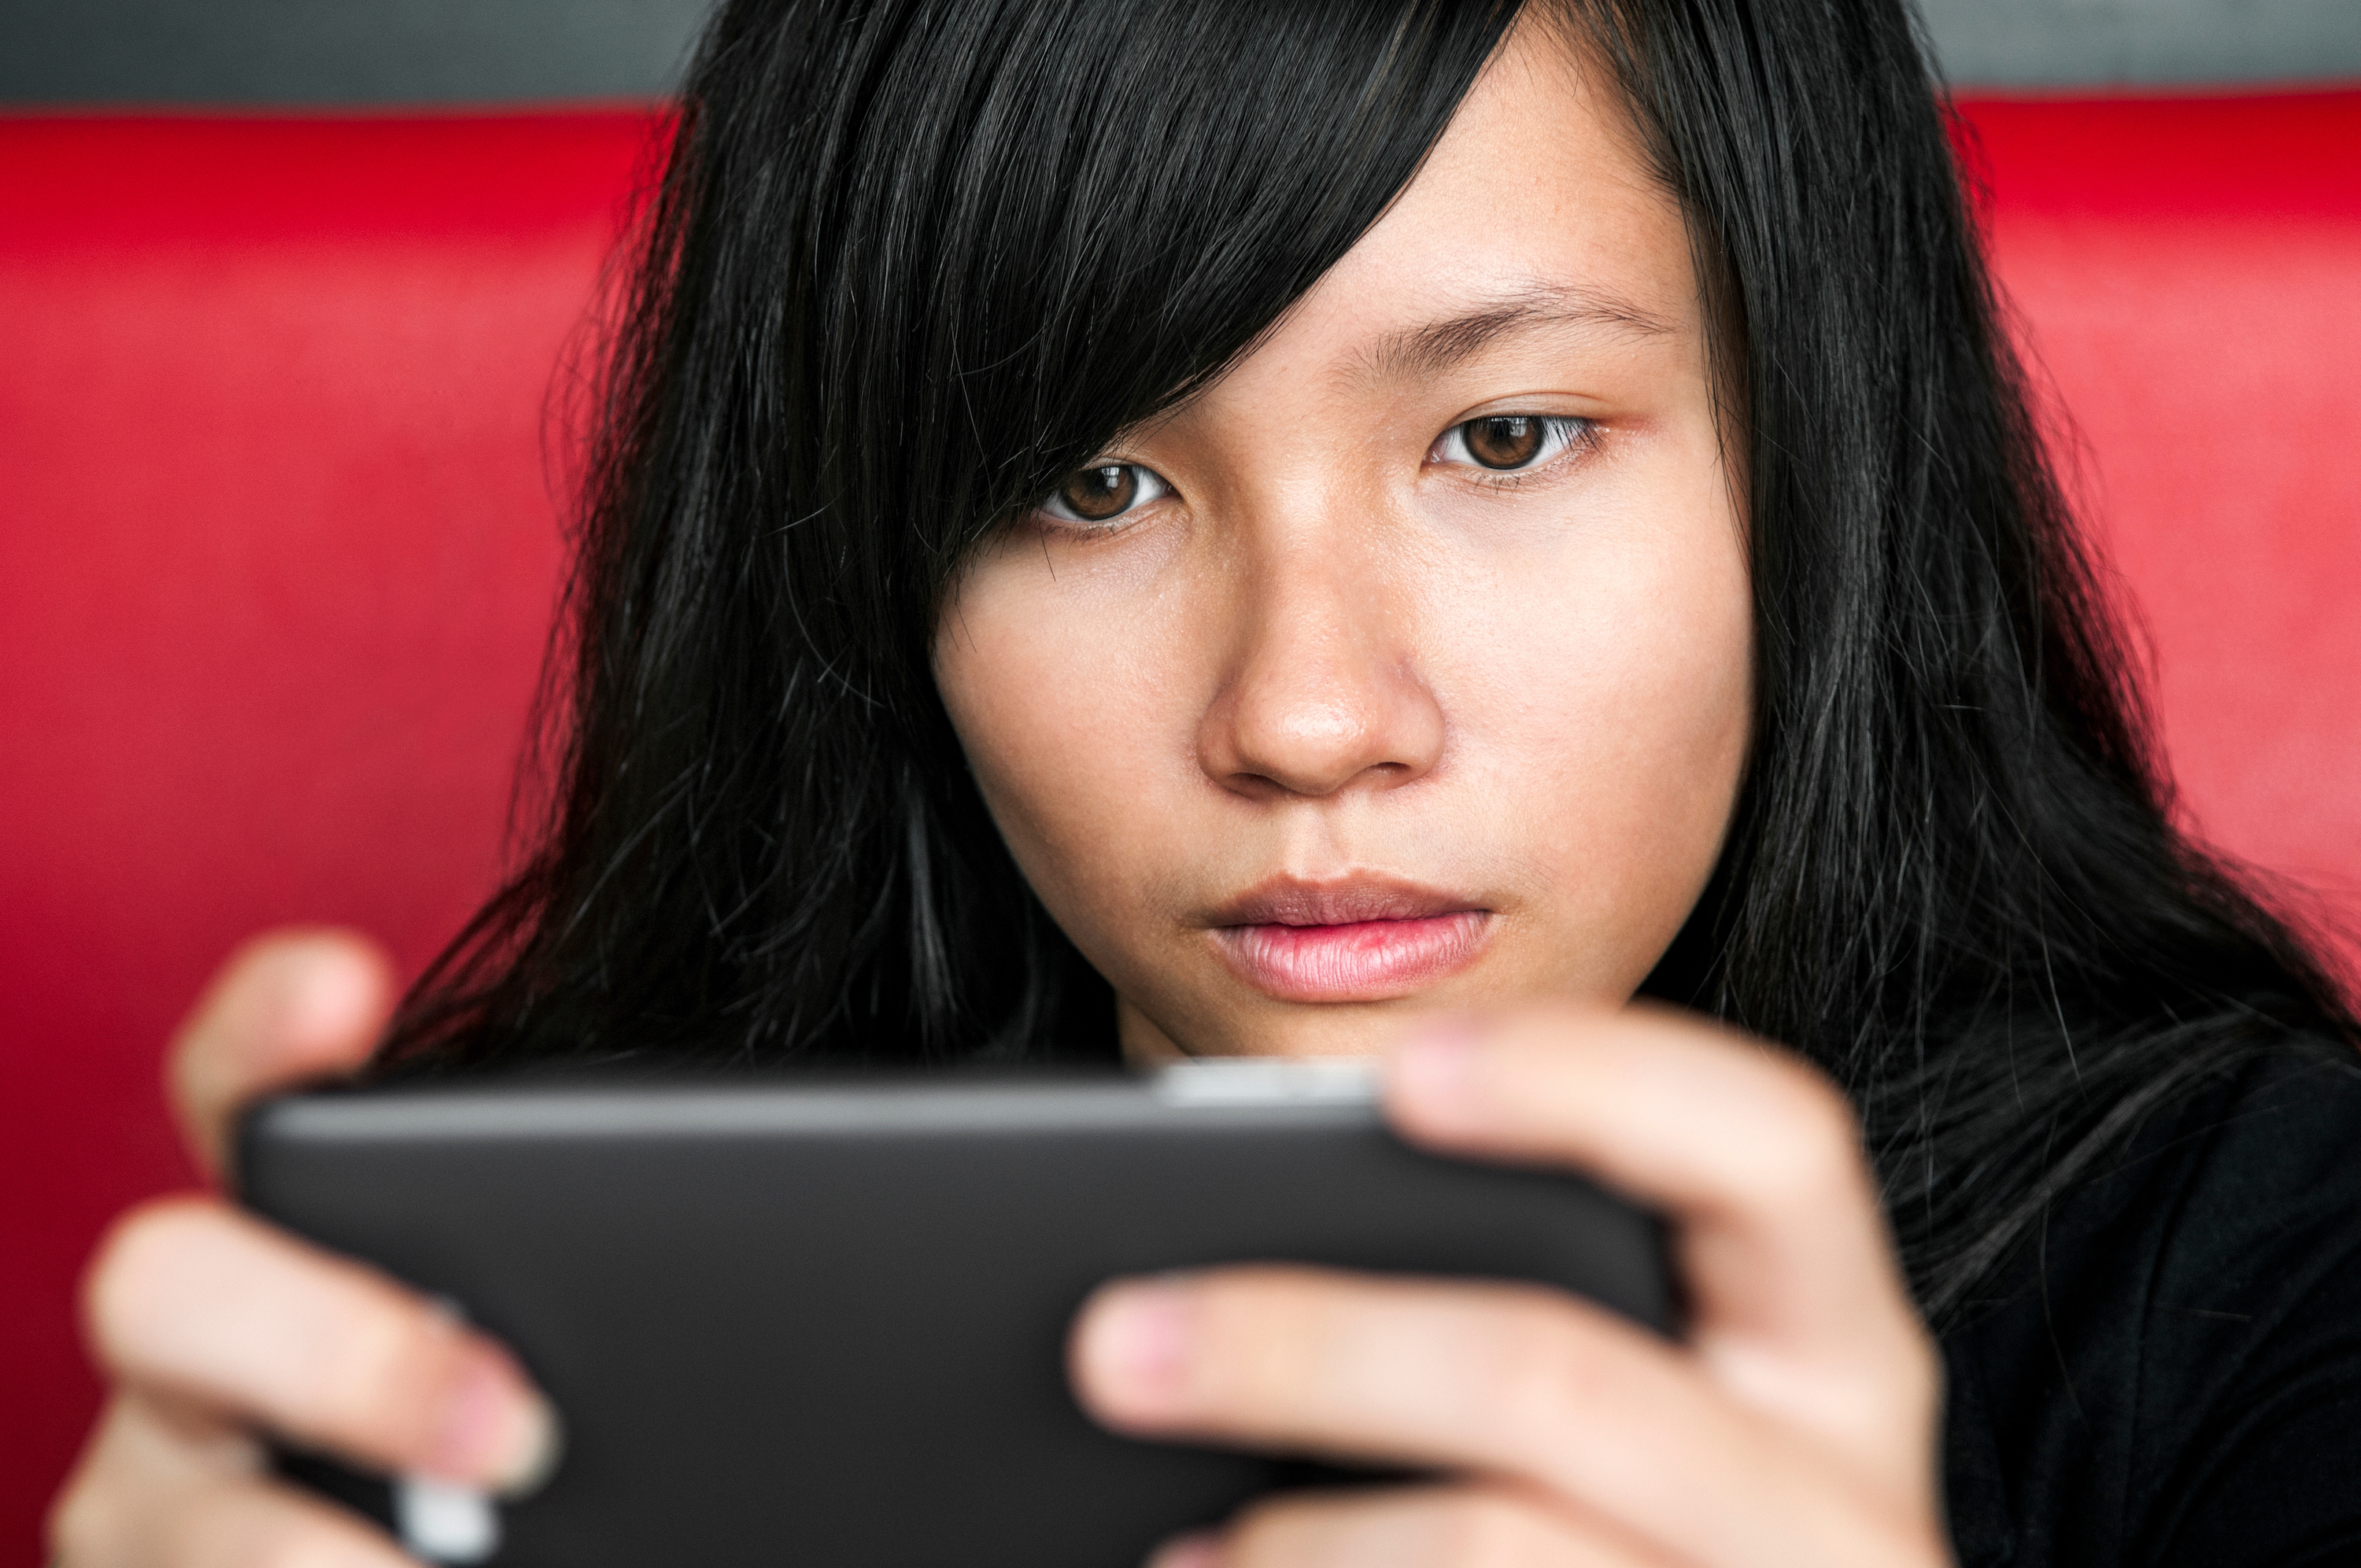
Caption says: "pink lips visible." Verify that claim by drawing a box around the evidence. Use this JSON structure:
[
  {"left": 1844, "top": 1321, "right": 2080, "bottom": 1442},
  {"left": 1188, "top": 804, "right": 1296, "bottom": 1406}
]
[{"left": 1207, "top": 879, "right": 1491, "bottom": 1003}]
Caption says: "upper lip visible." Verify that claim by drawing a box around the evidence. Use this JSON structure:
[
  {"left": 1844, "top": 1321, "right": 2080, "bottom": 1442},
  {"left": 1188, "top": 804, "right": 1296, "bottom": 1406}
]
[{"left": 1205, "top": 874, "right": 1485, "bottom": 928}]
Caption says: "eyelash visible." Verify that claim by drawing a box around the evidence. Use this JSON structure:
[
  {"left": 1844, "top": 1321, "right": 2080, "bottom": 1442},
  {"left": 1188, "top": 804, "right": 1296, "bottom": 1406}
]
[{"left": 1426, "top": 414, "right": 1598, "bottom": 485}]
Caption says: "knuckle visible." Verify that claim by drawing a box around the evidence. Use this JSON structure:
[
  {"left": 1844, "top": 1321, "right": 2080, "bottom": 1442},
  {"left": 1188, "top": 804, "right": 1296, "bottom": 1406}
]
[
  {"left": 302, "top": 1294, "right": 456, "bottom": 1452},
  {"left": 242, "top": 1521, "right": 348, "bottom": 1568},
  {"left": 47, "top": 1398, "right": 166, "bottom": 1567},
  {"left": 1892, "top": 1329, "right": 1944, "bottom": 1423},
  {"left": 161, "top": 1486, "right": 337, "bottom": 1568},
  {"left": 1223, "top": 1494, "right": 1306, "bottom": 1562},
  {"left": 84, "top": 1193, "right": 460, "bottom": 1463},
  {"left": 84, "top": 1197, "right": 224, "bottom": 1364},
  {"left": 1461, "top": 1293, "right": 1598, "bottom": 1441},
  {"left": 1200, "top": 1267, "right": 1325, "bottom": 1409}
]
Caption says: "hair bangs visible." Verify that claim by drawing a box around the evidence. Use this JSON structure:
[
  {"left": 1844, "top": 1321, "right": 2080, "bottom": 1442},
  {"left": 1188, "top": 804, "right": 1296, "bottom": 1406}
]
[
  {"left": 764, "top": 0, "right": 1523, "bottom": 682},
  {"left": 397, "top": 0, "right": 1525, "bottom": 1066}
]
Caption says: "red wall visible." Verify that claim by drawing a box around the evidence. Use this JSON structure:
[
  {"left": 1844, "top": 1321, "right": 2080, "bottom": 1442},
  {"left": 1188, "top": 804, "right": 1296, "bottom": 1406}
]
[
  {"left": 1964, "top": 95, "right": 2361, "bottom": 917},
  {"left": 0, "top": 113, "right": 656, "bottom": 1555},
  {"left": 2, "top": 94, "right": 2357, "bottom": 1556}
]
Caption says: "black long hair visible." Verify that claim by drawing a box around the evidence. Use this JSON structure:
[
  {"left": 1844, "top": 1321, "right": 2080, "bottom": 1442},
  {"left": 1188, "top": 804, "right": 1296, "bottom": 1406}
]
[{"left": 390, "top": 0, "right": 2354, "bottom": 1323}]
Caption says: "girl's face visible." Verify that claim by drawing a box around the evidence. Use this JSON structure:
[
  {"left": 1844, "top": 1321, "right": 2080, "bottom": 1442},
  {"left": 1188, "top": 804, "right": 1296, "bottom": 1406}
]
[{"left": 935, "top": 31, "right": 1752, "bottom": 1061}]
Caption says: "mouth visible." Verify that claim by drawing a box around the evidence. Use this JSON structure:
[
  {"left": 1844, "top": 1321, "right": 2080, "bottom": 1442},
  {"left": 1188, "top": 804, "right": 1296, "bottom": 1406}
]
[{"left": 1204, "top": 876, "right": 1492, "bottom": 1004}]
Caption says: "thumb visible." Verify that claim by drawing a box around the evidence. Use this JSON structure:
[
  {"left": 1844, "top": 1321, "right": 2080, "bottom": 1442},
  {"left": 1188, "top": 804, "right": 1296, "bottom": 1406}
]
[{"left": 168, "top": 929, "right": 397, "bottom": 1180}]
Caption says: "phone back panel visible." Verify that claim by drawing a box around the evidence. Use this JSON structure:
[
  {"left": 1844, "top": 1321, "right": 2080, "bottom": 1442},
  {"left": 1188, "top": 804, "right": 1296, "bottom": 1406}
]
[{"left": 240, "top": 1068, "right": 1675, "bottom": 1568}]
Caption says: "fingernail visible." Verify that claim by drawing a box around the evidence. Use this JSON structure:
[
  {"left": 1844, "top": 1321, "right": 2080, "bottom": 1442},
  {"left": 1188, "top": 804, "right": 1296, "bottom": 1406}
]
[
  {"left": 1082, "top": 1276, "right": 1199, "bottom": 1420},
  {"left": 1147, "top": 1529, "right": 1225, "bottom": 1568},
  {"left": 497, "top": 1388, "right": 564, "bottom": 1499},
  {"left": 430, "top": 1350, "right": 564, "bottom": 1498},
  {"left": 270, "top": 944, "right": 372, "bottom": 1047}
]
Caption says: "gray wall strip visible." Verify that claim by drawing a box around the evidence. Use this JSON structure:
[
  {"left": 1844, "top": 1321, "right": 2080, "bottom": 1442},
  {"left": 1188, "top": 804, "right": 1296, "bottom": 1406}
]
[
  {"left": 0, "top": 0, "right": 706, "bottom": 105},
  {"left": 0, "top": 0, "right": 2355, "bottom": 106},
  {"left": 1921, "top": 0, "right": 2361, "bottom": 89}
]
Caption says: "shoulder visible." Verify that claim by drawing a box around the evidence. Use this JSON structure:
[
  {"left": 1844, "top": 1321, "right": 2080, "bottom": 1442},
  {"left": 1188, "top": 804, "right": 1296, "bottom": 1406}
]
[{"left": 1943, "top": 1042, "right": 2361, "bottom": 1568}]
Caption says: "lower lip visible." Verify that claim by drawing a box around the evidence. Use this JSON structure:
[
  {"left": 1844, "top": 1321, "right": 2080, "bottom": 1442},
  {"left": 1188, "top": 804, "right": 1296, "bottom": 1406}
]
[{"left": 1214, "top": 911, "right": 1490, "bottom": 1002}]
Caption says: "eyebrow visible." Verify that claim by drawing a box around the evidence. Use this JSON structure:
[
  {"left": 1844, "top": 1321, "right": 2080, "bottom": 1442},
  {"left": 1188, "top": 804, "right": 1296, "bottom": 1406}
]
[{"left": 1347, "top": 282, "right": 1677, "bottom": 387}]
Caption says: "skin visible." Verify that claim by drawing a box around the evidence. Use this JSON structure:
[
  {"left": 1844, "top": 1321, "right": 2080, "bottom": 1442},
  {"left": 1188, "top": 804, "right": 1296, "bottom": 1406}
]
[
  {"left": 936, "top": 28, "right": 1746, "bottom": 1061},
  {"left": 53, "top": 26, "right": 1951, "bottom": 1568}
]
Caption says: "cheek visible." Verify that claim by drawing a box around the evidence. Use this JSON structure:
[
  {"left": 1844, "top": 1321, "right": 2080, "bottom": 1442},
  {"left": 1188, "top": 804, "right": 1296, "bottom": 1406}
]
[
  {"left": 933, "top": 553, "right": 1189, "bottom": 945},
  {"left": 1438, "top": 473, "right": 1752, "bottom": 985}
]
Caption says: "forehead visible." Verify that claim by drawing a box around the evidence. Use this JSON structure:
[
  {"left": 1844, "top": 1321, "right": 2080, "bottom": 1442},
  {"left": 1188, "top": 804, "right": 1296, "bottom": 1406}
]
[{"left": 1221, "top": 26, "right": 1696, "bottom": 388}]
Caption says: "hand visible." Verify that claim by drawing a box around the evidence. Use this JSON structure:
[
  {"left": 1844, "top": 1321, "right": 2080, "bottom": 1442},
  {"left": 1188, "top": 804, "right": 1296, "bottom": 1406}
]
[
  {"left": 48, "top": 931, "right": 560, "bottom": 1568},
  {"left": 1070, "top": 1004, "right": 1951, "bottom": 1568}
]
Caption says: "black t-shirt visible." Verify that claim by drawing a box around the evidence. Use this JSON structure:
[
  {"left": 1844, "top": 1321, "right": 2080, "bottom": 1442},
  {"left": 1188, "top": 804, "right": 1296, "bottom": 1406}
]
[{"left": 1943, "top": 1050, "right": 2361, "bottom": 1565}]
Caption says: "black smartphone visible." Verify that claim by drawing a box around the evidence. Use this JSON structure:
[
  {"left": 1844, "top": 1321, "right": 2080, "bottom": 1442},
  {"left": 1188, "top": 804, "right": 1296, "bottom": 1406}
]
[{"left": 238, "top": 1058, "right": 1676, "bottom": 1568}]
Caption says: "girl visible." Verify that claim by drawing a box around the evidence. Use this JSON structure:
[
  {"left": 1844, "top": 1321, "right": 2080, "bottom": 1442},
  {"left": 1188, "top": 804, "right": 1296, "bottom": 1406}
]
[{"left": 54, "top": 1, "right": 2361, "bottom": 1563}]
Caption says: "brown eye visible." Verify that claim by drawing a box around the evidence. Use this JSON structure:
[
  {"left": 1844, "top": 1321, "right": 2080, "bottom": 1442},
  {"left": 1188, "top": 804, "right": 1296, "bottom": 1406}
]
[
  {"left": 1039, "top": 462, "right": 1169, "bottom": 527},
  {"left": 1432, "top": 413, "right": 1589, "bottom": 477},
  {"left": 1465, "top": 415, "right": 1543, "bottom": 469},
  {"left": 1061, "top": 465, "right": 1134, "bottom": 519}
]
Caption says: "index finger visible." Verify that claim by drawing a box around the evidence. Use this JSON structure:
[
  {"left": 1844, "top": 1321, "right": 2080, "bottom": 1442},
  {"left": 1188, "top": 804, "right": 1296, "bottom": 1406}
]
[
  {"left": 1382, "top": 1005, "right": 1932, "bottom": 1439},
  {"left": 168, "top": 929, "right": 397, "bottom": 1179}
]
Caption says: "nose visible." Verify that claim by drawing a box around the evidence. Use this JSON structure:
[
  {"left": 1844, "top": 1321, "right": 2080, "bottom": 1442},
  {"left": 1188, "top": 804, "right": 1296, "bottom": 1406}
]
[{"left": 1195, "top": 522, "right": 1446, "bottom": 800}]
